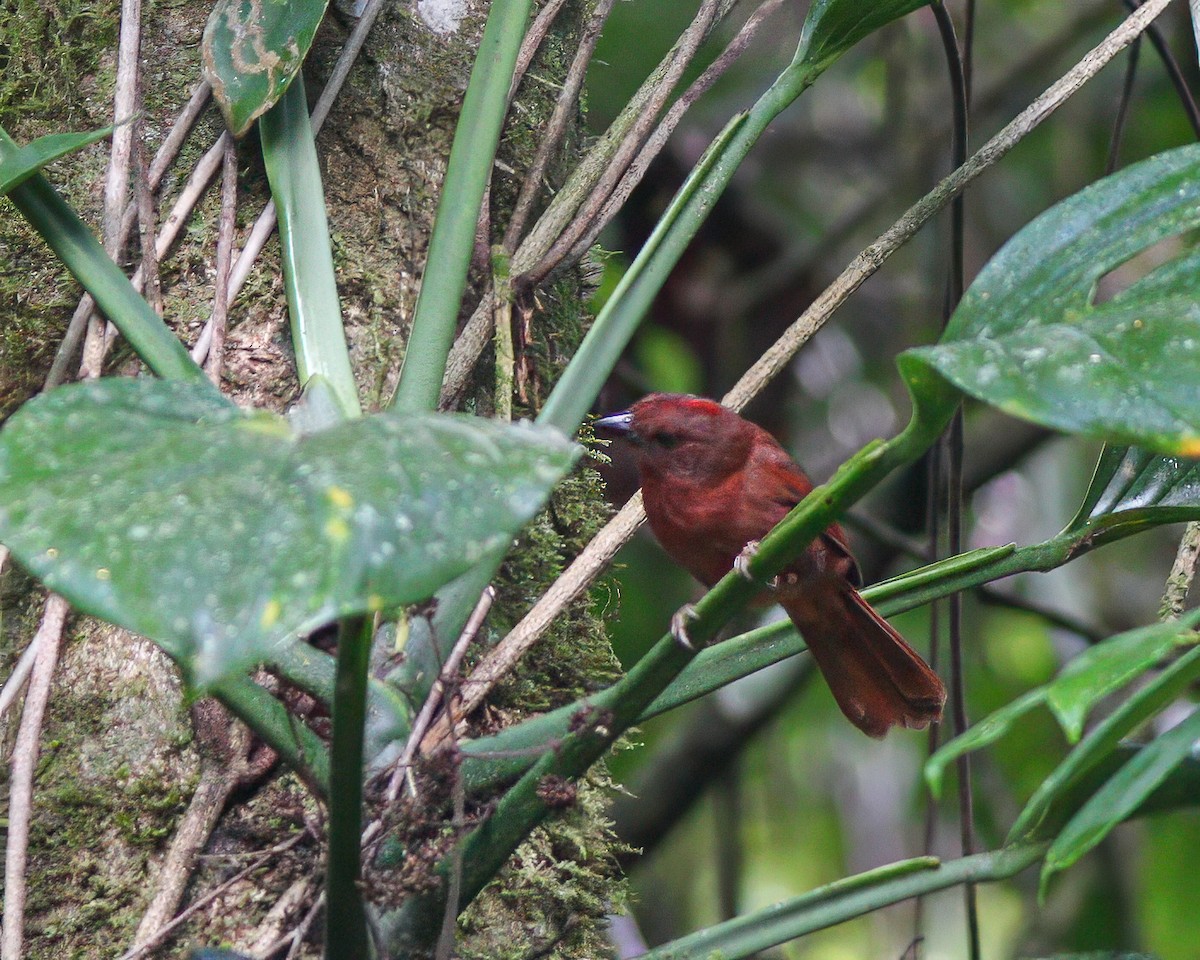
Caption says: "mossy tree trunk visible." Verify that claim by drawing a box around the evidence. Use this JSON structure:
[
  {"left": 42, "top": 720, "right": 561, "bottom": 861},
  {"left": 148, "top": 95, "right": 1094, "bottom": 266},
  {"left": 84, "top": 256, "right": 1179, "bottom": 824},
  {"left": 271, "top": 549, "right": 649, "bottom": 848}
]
[{"left": 0, "top": 1, "right": 623, "bottom": 955}]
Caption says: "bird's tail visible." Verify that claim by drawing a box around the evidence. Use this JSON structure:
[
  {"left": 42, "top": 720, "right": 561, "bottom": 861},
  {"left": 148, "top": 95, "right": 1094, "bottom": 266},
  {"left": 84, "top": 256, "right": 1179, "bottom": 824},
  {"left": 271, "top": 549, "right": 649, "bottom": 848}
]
[{"left": 781, "top": 578, "right": 946, "bottom": 737}]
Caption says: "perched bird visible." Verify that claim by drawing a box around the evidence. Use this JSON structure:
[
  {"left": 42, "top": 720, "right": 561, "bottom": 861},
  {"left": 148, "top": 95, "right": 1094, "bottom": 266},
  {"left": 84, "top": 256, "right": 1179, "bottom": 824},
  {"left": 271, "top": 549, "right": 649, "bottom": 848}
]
[{"left": 596, "top": 393, "right": 945, "bottom": 737}]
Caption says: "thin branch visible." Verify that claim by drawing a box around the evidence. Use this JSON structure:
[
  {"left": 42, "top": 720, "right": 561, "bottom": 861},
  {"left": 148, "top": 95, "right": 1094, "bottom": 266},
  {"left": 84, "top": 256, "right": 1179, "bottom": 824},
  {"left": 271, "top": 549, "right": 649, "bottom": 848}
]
[
  {"left": 523, "top": 0, "right": 725, "bottom": 286},
  {"left": 1160, "top": 521, "right": 1200, "bottom": 620},
  {"left": 434, "top": 0, "right": 1175, "bottom": 738},
  {"left": 203, "top": 138, "right": 239, "bottom": 383},
  {"left": 43, "top": 82, "right": 212, "bottom": 389},
  {"left": 561, "top": 0, "right": 789, "bottom": 269},
  {"left": 78, "top": 0, "right": 143, "bottom": 380},
  {"left": 1, "top": 594, "right": 69, "bottom": 960},
  {"left": 386, "top": 587, "right": 495, "bottom": 797},
  {"left": 503, "top": 0, "right": 616, "bottom": 251},
  {"left": 117, "top": 829, "right": 310, "bottom": 960}
]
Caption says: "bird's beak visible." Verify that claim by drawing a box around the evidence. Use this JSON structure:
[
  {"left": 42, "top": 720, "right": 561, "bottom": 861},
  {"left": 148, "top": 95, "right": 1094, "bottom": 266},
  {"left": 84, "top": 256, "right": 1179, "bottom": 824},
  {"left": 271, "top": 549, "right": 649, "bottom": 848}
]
[{"left": 593, "top": 410, "right": 635, "bottom": 436}]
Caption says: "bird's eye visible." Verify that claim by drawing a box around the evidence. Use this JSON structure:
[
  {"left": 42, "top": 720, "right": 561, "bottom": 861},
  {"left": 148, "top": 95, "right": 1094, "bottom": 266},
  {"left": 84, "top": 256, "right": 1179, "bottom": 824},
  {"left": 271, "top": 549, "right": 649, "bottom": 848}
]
[{"left": 653, "top": 431, "right": 680, "bottom": 449}]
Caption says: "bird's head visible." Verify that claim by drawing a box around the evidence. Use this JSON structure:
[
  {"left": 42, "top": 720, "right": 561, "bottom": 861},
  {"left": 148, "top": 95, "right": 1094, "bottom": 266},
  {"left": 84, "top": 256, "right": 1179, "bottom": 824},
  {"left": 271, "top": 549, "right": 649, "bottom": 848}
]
[{"left": 594, "top": 393, "right": 752, "bottom": 482}]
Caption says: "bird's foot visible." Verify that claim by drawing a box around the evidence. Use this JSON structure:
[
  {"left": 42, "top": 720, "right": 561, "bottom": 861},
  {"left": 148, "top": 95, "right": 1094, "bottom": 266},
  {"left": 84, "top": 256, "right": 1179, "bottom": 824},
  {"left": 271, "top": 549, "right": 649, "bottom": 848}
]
[
  {"left": 670, "top": 604, "right": 700, "bottom": 651},
  {"left": 733, "top": 540, "right": 761, "bottom": 581}
]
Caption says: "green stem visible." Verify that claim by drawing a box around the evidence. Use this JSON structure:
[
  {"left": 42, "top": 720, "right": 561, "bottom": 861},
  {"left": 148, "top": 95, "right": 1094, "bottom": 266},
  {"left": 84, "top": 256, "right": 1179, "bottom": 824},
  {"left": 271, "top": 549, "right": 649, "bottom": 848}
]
[
  {"left": 212, "top": 675, "right": 329, "bottom": 795},
  {"left": 391, "top": 0, "right": 535, "bottom": 413},
  {"left": 325, "top": 616, "right": 372, "bottom": 960},
  {"left": 638, "top": 844, "right": 1044, "bottom": 960},
  {"left": 0, "top": 126, "right": 213, "bottom": 389},
  {"left": 259, "top": 76, "right": 361, "bottom": 418}
]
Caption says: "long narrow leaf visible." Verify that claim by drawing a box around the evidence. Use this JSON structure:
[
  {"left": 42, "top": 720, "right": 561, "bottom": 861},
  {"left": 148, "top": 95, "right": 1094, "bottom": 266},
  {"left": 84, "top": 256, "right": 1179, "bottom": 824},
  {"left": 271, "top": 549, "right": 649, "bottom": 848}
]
[
  {"left": 391, "top": 0, "right": 535, "bottom": 413},
  {"left": 0, "top": 126, "right": 113, "bottom": 194},
  {"left": 0, "top": 127, "right": 213, "bottom": 387},
  {"left": 1041, "top": 708, "right": 1200, "bottom": 897},
  {"left": 259, "top": 76, "right": 360, "bottom": 417}
]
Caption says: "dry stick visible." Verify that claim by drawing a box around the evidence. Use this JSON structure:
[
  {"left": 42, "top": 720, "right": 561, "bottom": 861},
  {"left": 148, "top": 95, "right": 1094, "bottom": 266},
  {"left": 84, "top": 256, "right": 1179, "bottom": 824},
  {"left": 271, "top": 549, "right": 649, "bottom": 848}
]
[
  {"left": 77, "top": 0, "right": 143, "bottom": 380},
  {"left": 205, "top": 138, "right": 239, "bottom": 384},
  {"left": 438, "top": 0, "right": 743, "bottom": 407},
  {"left": 562, "top": 0, "right": 788, "bottom": 269},
  {"left": 385, "top": 587, "right": 497, "bottom": 802},
  {"left": 1, "top": 595, "right": 69, "bottom": 960},
  {"left": 502, "top": 0, "right": 618, "bottom": 251},
  {"left": 1160, "top": 521, "right": 1200, "bottom": 620},
  {"left": 523, "top": 0, "right": 726, "bottom": 287},
  {"left": 425, "top": 0, "right": 1176, "bottom": 744},
  {"left": 117, "top": 831, "right": 309, "bottom": 960},
  {"left": 134, "top": 134, "right": 164, "bottom": 318},
  {"left": 44, "top": 82, "right": 212, "bottom": 389}
]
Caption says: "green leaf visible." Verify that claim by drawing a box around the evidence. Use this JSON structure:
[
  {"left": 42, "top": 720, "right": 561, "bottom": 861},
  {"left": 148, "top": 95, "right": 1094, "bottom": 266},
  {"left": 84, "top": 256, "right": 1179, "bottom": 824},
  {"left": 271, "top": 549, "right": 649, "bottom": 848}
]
[
  {"left": 1010, "top": 644, "right": 1200, "bottom": 843},
  {"left": 926, "top": 615, "right": 1200, "bottom": 796},
  {"left": 1075, "top": 446, "right": 1200, "bottom": 530},
  {"left": 0, "top": 379, "right": 578, "bottom": 686},
  {"left": 1041, "top": 707, "right": 1200, "bottom": 898},
  {"left": 0, "top": 127, "right": 113, "bottom": 194},
  {"left": 795, "top": 0, "right": 930, "bottom": 71},
  {"left": 202, "top": 0, "right": 330, "bottom": 137},
  {"left": 1047, "top": 619, "right": 1199, "bottom": 741},
  {"left": 906, "top": 144, "right": 1200, "bottom": 456},
  {"left": 259, "top": 77, "right": 360, "bottom": 417}
]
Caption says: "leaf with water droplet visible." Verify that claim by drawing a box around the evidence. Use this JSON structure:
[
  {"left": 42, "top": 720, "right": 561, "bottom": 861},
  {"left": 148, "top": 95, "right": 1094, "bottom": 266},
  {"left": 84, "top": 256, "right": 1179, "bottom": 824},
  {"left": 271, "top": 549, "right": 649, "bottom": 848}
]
[
  {"left": 0, "top": 379, "right": 579, "bottom": 687},
  {"left": 904, "top": 144, "right": 1200, "bottom": 456}
]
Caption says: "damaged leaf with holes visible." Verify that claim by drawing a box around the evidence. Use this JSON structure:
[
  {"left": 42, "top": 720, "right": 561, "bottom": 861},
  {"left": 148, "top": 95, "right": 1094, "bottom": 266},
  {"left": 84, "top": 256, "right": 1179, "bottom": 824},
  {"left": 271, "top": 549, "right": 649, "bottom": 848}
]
[
  {"left": 904, "top": 144, "right": 1200, "bottom": 455},
  {"left": 0, "top": 378, "right": 579, "bottom": 686}
]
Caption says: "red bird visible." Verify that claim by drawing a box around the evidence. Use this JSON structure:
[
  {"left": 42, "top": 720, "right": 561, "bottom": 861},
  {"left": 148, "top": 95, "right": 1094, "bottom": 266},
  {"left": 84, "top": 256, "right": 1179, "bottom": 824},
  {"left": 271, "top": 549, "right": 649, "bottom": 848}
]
[{"left": 596, "top": 393, "right": 945, "bottom": 737}]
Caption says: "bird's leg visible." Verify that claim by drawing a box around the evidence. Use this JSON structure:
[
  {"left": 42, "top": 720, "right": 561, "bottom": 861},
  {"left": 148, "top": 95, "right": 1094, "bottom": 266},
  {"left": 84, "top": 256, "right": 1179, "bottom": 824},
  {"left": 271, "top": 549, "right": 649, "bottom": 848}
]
[
  {"left": 734, "top": 539, "right": 779, "bottom": 589},
  {"left": 670, "top": 604, "right": 700, "bottom": 651}
]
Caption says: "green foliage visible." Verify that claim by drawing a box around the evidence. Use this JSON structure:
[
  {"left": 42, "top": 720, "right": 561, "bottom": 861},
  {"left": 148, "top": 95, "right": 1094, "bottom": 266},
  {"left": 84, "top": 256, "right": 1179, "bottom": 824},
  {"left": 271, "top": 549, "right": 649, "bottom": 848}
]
[
  {"left": 907, "top": 145, "right": 1200, "bottom": 456},
  {"left": 202, "top": 0, "right": 331, "bottom": 137},
  {"left": 796, "top": 0, "right": 931, "bottom": 71},
  {"left": 0, "top": 378, "right": 578, "bottom": 686},
  {"left": 0, "top": 125, "right": 111, "bottom": 193}
]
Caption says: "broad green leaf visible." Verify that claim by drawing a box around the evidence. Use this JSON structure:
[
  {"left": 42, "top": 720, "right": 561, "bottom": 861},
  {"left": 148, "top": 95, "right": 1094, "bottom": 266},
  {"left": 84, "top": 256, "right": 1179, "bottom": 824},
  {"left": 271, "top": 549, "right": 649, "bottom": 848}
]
[
  {"left": 1010, "top": 644, "right": 1200, "bottom": 843},
  {"left": 0, "top": 379, "right": 578, "bottom": 686},
  {"left": 906, "top": 145, "right": 1200, "bottom": 456},
  {"left": 202, "top": 0, "right": 330, "bottom": 137},
  {"left": 0, "top": 127, "right": 112, "bottom": 194},
  {"left": 795, "top": 0, "right": 930, "bottom": 71},
  {"left": 926, "top": 615, "right": 1200, "bottom": 796},
  {"left": 1041, "top": 707, "right": 1200, "bottom": 898}
]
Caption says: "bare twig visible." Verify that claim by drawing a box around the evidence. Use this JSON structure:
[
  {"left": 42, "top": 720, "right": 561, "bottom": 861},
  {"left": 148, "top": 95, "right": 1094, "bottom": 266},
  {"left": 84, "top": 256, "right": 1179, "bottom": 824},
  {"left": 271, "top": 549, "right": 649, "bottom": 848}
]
[
  {"left": 502, "top": 0, "right": 617, "bottom": 251},
  {"left": 203, "top": 138, "right": 240, "bottom": 383},
  {"left": 78, "top": 0, "right": 143, "bottom": 380},
  {"left": 133, "top": 133, "right": 164, "bottom": 318},
  {"left": 1160, "top": 521, "right": 1200, "bottom": 621},
  {"left": 523, "top": 0, "right": 725, "bottom": 286},
  {"left": 387, "top": 587, "right": 495, "bottom": 796},
  {"left": 1, "top": 594, "right": 69, "bottom": 960},
  {"left": 433, "top": 0, "right": 1176, "bottom": 736},
  {"left": 118, "top": 829, "right": 309, "bottom": 960},
  {"left": 562, "top": 0, "right": 789, "bottom": 269},
  {"left": 44, "top": 82, "right": 212, "bottom": 389}
]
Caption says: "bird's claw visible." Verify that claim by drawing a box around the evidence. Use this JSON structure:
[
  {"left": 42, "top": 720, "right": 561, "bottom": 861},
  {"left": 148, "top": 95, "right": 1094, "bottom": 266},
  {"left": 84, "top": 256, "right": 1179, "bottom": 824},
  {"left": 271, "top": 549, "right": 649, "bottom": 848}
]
[
  {"left": 733, "top": 540, "right": 761, "bottom": 581},
  {"left": 670, "top": 604, "right": 700, "bottom": 651}
]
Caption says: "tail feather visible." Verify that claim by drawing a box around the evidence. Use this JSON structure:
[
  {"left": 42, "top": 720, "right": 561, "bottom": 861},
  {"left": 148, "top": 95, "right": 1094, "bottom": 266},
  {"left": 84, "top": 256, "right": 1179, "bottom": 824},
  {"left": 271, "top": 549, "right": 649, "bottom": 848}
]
[{"left": 781, "top": 578, "right": 946, "bottom": 738}]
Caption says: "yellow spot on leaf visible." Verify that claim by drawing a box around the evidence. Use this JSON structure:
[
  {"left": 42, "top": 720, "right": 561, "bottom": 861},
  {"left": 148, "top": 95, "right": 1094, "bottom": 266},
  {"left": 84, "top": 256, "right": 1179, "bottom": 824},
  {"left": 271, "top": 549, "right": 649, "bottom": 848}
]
[
  {"left": 325, "top": 517, "right": 350, "bottom": 542},
  {"left": 261, "top": 599, "right": 282, "bottom": 628},
  {"left": 96, "top": 568, "right": 111, "bottom": 581},
  {"left": 1178, "top": 436, "right": 1200, "bottom": 457},
  {"left": 45, "top": 547, "right": 58, "bottom": 559},
  {"left": 327, "top": 486, "right": 354, "bottom": 510},
  {"left": 368, "top": 594, "right": 385, "bottom": 613}
]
